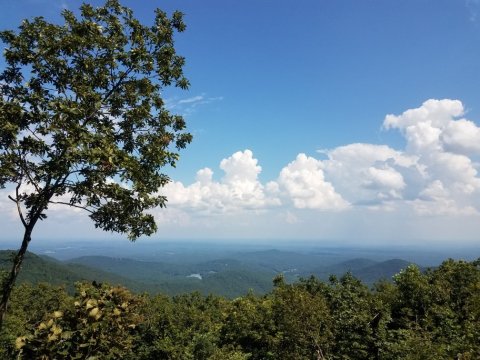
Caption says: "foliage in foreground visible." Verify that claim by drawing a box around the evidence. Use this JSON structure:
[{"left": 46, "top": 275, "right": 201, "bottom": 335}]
[
  {"left": 1, "top": 258, "right": 479, "bottom": 359},
  {"left": 0, "top": 0, "right": 191, "bottom": 328}
]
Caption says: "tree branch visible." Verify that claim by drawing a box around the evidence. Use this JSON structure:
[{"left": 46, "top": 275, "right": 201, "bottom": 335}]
[
  {"left": 48, "top": 200, "right": 94, "bottom": 213},
  {"left": 15, "top": 149, "right": 41, "bottom": 194},
  {"left": 7, "top": 183, "right": 27, "bottom": 228}
]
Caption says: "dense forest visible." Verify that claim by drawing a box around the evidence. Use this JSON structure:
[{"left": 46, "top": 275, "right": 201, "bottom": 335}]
[
  {"left": 1, "top": 257, "right": 479, "bottom": 359},
  {"left": 0, "top": 250, "right": 422, "bottom": 298}
]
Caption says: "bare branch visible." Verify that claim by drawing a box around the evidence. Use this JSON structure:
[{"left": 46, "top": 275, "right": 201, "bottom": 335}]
[
  {"left": 14, "top": 148, "right": 42, "bottom": 193},
  {"left": 26, "top": 125, "right": 44, "bottom": 142},
  {"left": 7, "top": 183, "right": 28, "bottom": 228},
  {"left": 48, "top": 200, "right": 94, "bottom": 213}
]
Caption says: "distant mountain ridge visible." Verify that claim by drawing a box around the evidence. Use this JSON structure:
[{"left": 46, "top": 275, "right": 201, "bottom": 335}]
[
  {"left": 0, "top": 250, "right": 141, "bottom": 293},
  {"left": 306, "top": 258, "right": 418, "bottom": 284},
  {"left": 0, "top": 249, "right": 421, "bottom": 297}
]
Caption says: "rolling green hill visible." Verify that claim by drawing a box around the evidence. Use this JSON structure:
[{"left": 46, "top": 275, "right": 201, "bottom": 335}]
[
  {"left": 67, "top": 255, "right": 275, "bottom": 296},
  {"left": 0, "top": 250, "right": 142, "bottom": 293},
  {"left": 1, "top": 249, "right": 422, "bottom": 297},
  {"left": 0, "top": 251, "right": 274, "bottom": 297}
]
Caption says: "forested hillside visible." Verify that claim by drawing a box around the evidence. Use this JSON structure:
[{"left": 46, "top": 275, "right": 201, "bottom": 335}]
[
  {"left": 1, "top": 258, "right": 479, "bottom": 359},
  {"left": 0, "top": 251, "right": 142, "bottom": 293},
  {"left": 0, "top": 250, "right": 420, "bottom": 297}
]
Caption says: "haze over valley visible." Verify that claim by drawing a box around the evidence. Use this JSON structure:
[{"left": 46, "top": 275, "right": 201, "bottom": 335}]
[{"left": 2, "top": 240, "right": 478, "bottom": 298}]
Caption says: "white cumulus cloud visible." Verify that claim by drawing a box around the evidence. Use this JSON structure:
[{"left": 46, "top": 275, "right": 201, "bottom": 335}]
[
  {"left": 158, "top": 99, "right": 480, "bottom": 223},
  {"left": 381, "top": 99, "right": 480, "bottom": 215},
  {"left": 161, "top": 150, "right": 280, "bottom": 213},
  {"left": 2, "top": 99, "right": 480, "bottom": 242},
  {"left": 276, "top": 153, "right": 349, "bottom": 210},
  {"left": 442, "top": 119, "right": 480, "bottom": 155},
  {"left": 321, "top": 143, "right": 420, "bottom": 205}
]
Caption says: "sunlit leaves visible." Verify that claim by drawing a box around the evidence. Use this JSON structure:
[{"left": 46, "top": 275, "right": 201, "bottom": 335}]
[
  {"left": 16, "top": 283, "right": 143, "bottom": 359},
  {"left": 0, "top": 0, "right": 191, "bottom": 238},
  {"left": 2, "top": 257, "right": 480, "bottom": 359}
]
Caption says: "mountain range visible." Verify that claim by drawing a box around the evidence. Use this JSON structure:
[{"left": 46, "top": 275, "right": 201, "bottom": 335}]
[{"left": 0, "top": 249, "right": 420, "bottom": 297}]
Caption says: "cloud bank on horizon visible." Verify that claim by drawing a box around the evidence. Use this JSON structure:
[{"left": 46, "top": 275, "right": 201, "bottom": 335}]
[
  {"left": 160, "top": 99, "right": 480, "bottom": 217},
  {"left": 147, "top": 98, "right": 480, "bottom": 242},
  {"left": 2, "top": 99, "right": 480, "bottom": 243}
]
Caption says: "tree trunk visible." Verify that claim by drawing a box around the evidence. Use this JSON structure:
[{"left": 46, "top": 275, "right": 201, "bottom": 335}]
[{"left": 0, "top": 226, "right": 33, "bottom": 330}]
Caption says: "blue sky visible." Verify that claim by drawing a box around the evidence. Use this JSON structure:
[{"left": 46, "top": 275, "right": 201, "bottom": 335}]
[{"left": 2, "top": 0, "right": 480, "bottom": 245}]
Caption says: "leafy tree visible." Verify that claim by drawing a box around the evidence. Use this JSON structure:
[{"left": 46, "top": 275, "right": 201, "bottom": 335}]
[
  {"left": 391, "top": 265, "right": 431, "bottom": 328},
  {"left": 2, "top": 258, "right": 480, "bottom": 359},
  {"left": 424, "top": 259, "right": 480, "bottom": 358},
  {"left": 270, "top": 280, "right": 333, "bottom": 360},
  {"left": 135, "top": 292, "right": 229, "bottom": 360},
  {"left": 16, "top": 282, "right": 143, "bottom": 359},
  {"left": 0, "top": 0, "right": 191, "bottom": 327},
  {"left": 0, "top": 282, "right": 71, "bottom": 359},
  {"left": 378, "top": 260, "right": 480, "bottom": 359},
  {"left": 220, "top": 291, "right": 277, "bottom": 359},
  {"left": 324, "top": 273, "right": 380, "bottom": 359}
]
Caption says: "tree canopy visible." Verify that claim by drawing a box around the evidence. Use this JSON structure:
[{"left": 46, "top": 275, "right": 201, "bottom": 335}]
[
  {"left": 1, "top": 258, "right": 479, "bottom": 359},
  {"left": 0, "top": 0, "right": 191, "bottom": 327},
  {"left": 0, "top": 0, "right": 191, "bottom": 237}
]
